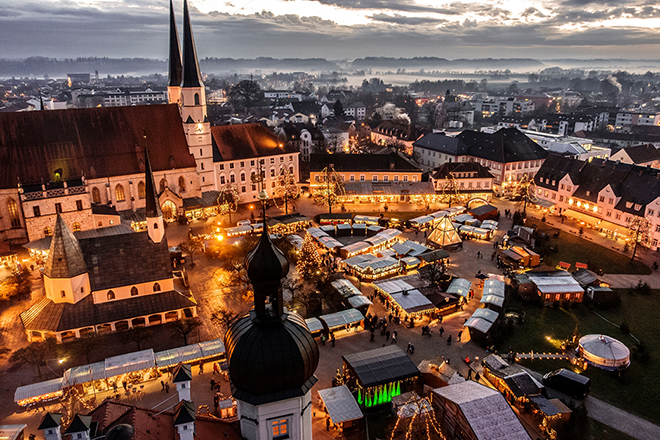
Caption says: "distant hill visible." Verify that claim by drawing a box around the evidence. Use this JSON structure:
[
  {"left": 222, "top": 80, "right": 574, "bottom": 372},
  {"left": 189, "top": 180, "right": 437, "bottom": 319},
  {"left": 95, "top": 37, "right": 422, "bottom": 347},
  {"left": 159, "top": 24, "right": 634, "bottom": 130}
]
[{"left": 350, "top": 57, "right": 545, "bottom": 70}]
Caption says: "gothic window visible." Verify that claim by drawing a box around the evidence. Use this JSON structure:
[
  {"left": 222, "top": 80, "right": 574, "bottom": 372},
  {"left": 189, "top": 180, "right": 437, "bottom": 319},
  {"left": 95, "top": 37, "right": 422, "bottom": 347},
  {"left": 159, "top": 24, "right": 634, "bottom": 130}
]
[
  {"left": 131, "top": 286, "right": 138, "bottom": 296},
  {"left": 72, "top": 222, "right": 81, "bottom": 232},
  {"left": 178, "top": 176, "right": 186, "bottom": 192},
  {"left": 160, "top": 178, "right": 167, "bottom": 193},
  {"left": 153, "top": 282, "right": 161, "bottom": 292},
  {"left": 61, "top": 290, "right": 66, "bottom": 298},
  {"left": 92, "top": 187, "right": 101, "bottom": 204},
  {"left": 7, "top": 198, "right": 20, "bottom": 228},
  {"left": 44, "top": 226, "right": 52, "bottom": 237},
  {"left": 115, "top": 184, "right": 126, "bottom": 202},
  {"left": 107, "top": 290, "right": 115, "bottom": 300},
  {"left": 138, "top": 181, "right": 146, "bottom": 199},
  {"left": 194, "top": 93, "right": 200, "bottom": 105}
]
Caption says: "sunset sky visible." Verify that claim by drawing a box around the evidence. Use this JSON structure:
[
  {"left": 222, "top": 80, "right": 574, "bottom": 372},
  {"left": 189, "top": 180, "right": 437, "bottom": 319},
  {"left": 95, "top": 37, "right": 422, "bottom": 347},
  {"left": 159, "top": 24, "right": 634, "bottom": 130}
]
[{"left": 1, "top": 0, "right": 659, "bottom": 60}]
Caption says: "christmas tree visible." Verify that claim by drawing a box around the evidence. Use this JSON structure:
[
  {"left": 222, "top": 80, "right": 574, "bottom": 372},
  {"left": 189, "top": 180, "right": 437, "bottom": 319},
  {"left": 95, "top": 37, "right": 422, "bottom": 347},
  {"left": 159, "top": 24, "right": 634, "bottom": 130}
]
[{"left": 297, "top": 234, "right": 323, "bottom": 280}]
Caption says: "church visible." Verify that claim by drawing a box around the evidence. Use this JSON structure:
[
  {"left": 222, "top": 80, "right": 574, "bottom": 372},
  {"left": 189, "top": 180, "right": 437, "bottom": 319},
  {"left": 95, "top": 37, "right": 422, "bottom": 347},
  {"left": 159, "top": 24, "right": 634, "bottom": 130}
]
[
  {"left": 19, "top": 151, "right": 198, "bottom": 342},
  {"left": 0, "top": 0, "right": 299, "bottom": 244}
]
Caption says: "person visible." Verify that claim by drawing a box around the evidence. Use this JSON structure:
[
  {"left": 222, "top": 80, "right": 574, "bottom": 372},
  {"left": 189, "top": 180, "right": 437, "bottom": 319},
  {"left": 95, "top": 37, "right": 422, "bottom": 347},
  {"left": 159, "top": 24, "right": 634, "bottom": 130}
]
[
  {"left": 165, "top": 383, "right": 170, "bottom": 393},
  {"left": 477, "top": 251, "right": 480, "bottom": 258},
  {"left": 467, "top": 369, "right": 473, "bottom": 380},
  {"left": 447, "top": 335, "right": 452, "bottom": 345},
  {"left": 439, "top": 326, "right": 444, "bottom": 336},
  {"left": 410, "top": 343, "right": 415, "bottom": 354},
  {"left": 475, "top": 372, "right": 480, "bottom": 382},
  {"left": 122, "top": 380, "right": 127, "bottom": 391},
  {"left": 331, "top": 333, "right": 336, "bottom": 347},
  {"left": 385, "top": 330, "right": 390, "bottom": 341},
  {"left": 161, "top": 380, "right": 165, "bottom": 391},
  {"left": 214, "top": 393, "right": 220, "bottom": 412},
  {"left": 213, "top": 362, "right": 220, "bottom": 375},
  {"left": 321, "top": 334, "right": 326, "bottom": 346},
  {"left": 391, "top": 332, "right": 397, "bottom": 344},
  {"left": 389, "top": 313, "right": 392, "bottom": 323},
  {"left": 210, "top": 378, "right": 216, "bottom": 390},
  {"left": 458, "top": 330, "right": 463, "bottom": 342},
  {"left": 407, "top": 342, "right": 412, "bottom": 353},
  {"left": 326, "top": 418, "right": 331, "bottom": 431},
  {"left": 491, "top": 251, "right": 496, "bottom": 260},
  {"left": 370, "top": 332, "right": 375, "bottom": 342},
  {"left": 199, "top": 362, "right": 204, "bottom": 375}
]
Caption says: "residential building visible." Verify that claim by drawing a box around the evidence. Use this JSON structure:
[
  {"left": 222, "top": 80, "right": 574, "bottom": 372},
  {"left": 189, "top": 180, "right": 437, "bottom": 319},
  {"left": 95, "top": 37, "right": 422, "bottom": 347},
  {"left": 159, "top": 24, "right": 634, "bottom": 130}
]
[
  {"left": 371, "top": 121, "right": 425, "bottom": 155},
  {"left": 344, "top": 101, "right": 367, "bottom": 120},
  {"left": 534, "top": 154, "right": 660, "bottom": 250},
  {"left": 610, "top": 144, "right": 660, "bottom": 168},
  {"left": 476, "top": 97, "right": 534, "bottom": 118},
  {"left": 309, "top": 152, "right": 422, "bottom": 186},
  {"left": 413, "top": 133, "right": 470, "bottom": 171},
  {"left": 615, "top": 110, "right": 660, "bottom": 130},
  {"left": 430, "top": 162, "right": 495, "bottom": 202},
  {"left": 521, "top": 130, "right": 611, "bottom": 161}
]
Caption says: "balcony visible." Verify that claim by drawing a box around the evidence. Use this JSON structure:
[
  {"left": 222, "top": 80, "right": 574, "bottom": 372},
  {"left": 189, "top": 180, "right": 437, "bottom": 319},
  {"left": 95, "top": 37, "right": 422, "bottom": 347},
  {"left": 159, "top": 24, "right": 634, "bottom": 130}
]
[{"left": 20, "top": 179, "right": 87, "bottom": 201}]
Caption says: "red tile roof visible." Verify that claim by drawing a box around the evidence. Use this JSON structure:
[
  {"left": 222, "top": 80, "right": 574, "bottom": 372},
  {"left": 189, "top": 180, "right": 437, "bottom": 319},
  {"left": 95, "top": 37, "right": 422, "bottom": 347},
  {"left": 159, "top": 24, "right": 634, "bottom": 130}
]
[
  {"left": 211, "top": 123, "right": 292, "bottom": 162},
  {"left": 0, "top": 104, "right": 196, "bottom": 188}
]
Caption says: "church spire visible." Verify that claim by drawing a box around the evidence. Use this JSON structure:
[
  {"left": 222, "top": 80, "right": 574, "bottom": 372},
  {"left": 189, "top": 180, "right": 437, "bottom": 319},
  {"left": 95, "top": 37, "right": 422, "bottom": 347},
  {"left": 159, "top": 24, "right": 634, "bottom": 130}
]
[
  {"left": 43, "top": 214, "right": 87, "bottom": 279},
  {"left": 181, "top": 0, "right": 203, "bottom": 88},
  {"left": 144, "top": 149, "right": 162, "bottom": 219},
  {"left": 168, "top": 0, "right": 183, "bottom": 88}
]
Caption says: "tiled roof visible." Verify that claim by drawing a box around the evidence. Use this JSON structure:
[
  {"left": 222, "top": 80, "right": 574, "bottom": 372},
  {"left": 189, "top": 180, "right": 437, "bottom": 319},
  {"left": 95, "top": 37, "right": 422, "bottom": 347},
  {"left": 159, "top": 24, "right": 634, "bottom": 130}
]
[
  {"left": 310, "top": 152, "right": 420, "bottom": 172},
  {"left": 431, "top": 161, "right": 494, "bottom": 179},
  {"left": 616, "top": 144, "right": 660, "bottom": 164},
  {"left": 21, "top": 289, "right": 197, "bottom": 332},
  {"left": 78, "top": 231, "right": 172, "bottom": 291},
  {"left": 64, "top": 414, "right": 91, "bottom": 434},
  {"left": 0, "top": 105, "right": 196, "bottom": 188},
  {"left": 457, "top": 127, "right": 548, "bottom": 163},
  {"left": 373, "top": 121, "right": 425, "bottom": 141},
  {"left": 173, "top": 400, "right": 196, "bottom": 425},
  {"left": 211, "top": 123, "right": 293, "bottom": 162},
  {"left": 43, "top": 215, "right": 87, "bottom": 279},
  {"left": 413, "top": 133, "right": 469, "bottom": 155}
]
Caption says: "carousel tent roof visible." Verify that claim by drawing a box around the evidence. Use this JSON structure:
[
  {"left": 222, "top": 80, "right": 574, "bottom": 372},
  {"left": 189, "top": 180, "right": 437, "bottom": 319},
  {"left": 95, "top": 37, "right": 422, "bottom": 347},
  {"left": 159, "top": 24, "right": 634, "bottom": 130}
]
[
  {"left": 579, "top": 334, "right": 630, "bottom": 364},
  {"left": 427, "top": 216, "right": 462, "bottom": 248},
  {"left": 343, "top": 345, "right": 420, "bottom": 388},
  {"left": 318, "top": 385, "right": 363, "bottom": 424}
]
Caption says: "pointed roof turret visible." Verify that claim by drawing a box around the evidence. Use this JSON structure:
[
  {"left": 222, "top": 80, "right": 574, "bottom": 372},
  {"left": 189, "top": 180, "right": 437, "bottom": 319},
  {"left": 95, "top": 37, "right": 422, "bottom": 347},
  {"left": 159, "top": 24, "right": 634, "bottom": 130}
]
[
  {"left": 43, "top": 215, "right": 87, "bottom": 279},
  {"left": 144, "top": 149, "right": 162, "bottom": 218},
  {"left": 168, "top": 0, "right": 183, "bottom": 88},
  {"left": 181, "top": 0, "right": 203, "bottom": 88}
]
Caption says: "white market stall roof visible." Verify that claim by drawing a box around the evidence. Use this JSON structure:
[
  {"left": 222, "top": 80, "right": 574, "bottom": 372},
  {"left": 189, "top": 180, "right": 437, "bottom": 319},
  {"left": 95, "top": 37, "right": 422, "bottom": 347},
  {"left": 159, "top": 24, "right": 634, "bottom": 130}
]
[
  {"left": 64, "top": 362, "right": 106, "bottom": 385},
  {"left": 473, "top": 227, "right": 490, "bottom": 236},
  {"left": 319, "top": 385, "right": 364, "bottom": 424},
  {"left": 331, "top": 279, "right": 362, "bottom": 298},
  {"left": 305, "top": 317, "right": 324, "bottom": 333},
  {"left": 337, "top": 223, "right": 352, "bottom": 231},
  {"left": 527, "top": 273, "right": 584, "bottom": 294},
  {"left": 454, "top": 214, "right": 474, "bottom": 223},
  {"left": 105, "top": 349, "right": 156, "bottom": 377},
  {"left": 14, "top": 378, "right": 64, "bottom": 403},
  {"left": 471, "top": 308, "right": 499, "bottom": 323},
  {"left": 380, "top": 229, "right": 403, "bottom": 240},
  {"left": 354, "top": 215, "right": 380, "bottom": 224},
  {"left": 344, "top": 255, "right": 399, "bottom": 272},
  {"left": 391, "top": 240, "right": 429, "bottom": 257},
  {"left": 155, "top": 345, "right": 202, "bottom": 368},
  {"left": 366, "top": 235, "right": 386, "bottom": 247},
  {"left": 446, "top": 278, "right": 472, "bottom": 298},
  {"left": 430, "top": 210, "right": 449, "bottom": 219},
  {"left": 374, "top": 279, "right": 415, "bottom": 295},
  {"left": 432, "top": 381, "right": 530, "bottom": 440},
  {"left": 0, "top": 425, "right": 27, "bottom": 440},
  {"left": 483, "top": 279, "right": 505, "bottom": 298},
  {"left": 348, "top": 295, "right": 373, "bottom": 308},
  {"left": 391, "top": 290, "right": 436, "bottom": 314},
  {"left": 480, "top": 295, "right": 504, "bottom": 308},
  {"left": 224, "top": 225, "right": 253, "bottom": 236},
  {"left": 342, "top": 241, "right": 371, "bottom": 254},
  {"left": 410, "top": 215, "right": 434, "bottom": 226},
  {"left": 459, "top": 225, "right": 475, "bottom": 233},
  {"left": 198, "top": 338, "right": 226, "bottom": 358},
  {"left": 307, "top": 227, "right": 327, "bottom": 238},
  {"left": 465, "top": 317, "right": 494, "bottom": 333},
  {"left": 401, "top": 256, "right": 421, "bottom": 267},
  {"left": 321, "top": 309, "right": 365, "bottom": 329},
  {"left": 318, "top": 236, "right": 343, "bottom": 249}
]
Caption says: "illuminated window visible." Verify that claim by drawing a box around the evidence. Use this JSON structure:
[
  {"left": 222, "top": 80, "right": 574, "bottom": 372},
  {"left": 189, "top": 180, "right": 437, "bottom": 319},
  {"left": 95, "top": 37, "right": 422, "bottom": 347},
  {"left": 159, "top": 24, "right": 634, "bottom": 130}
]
[
  {"left": 7, "top": 198, "right": 20, "bottom": 228},
  {"left": 138, "top": 181, "right": 146, "bottom": 199},
  {"left": 153, "top": 283, "right": 161, "bottom": 292},
  {"left": 271, "top": 419, "right": 289, "bottom": 439},
  {"left": 72, "top": 222, "right": 81, "bottom": 232},
  {"left": 131, "top": 286, "right": 138, "bottom": 296},
  {"left": 92, "top": 187, "right": 101, "bottom": 204},
  {"left": 44, "top": 226, "right": 52, "bottom": 237},
  {"left": 115, "top": 184, "right": 126, "bottom": 202},
  {"left": 107, "top": 290, "right": 115, "bottom": 300}
]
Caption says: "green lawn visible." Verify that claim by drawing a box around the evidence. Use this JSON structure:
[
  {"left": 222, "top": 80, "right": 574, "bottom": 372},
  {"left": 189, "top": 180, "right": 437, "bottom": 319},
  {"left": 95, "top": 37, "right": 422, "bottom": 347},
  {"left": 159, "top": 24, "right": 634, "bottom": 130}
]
[
  {"left": 528, "top": 221, "right": 651, "bottom": 275},
  {"left": 499, "top": 289, "right": 660, "bottom": 424}
]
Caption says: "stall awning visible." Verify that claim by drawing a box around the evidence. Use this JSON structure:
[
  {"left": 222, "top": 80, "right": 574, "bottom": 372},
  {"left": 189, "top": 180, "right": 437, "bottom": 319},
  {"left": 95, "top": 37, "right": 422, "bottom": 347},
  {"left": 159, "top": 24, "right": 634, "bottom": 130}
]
[
  {"left": 471, "top": 308, "right": 499, "bottom": 323},
  {"left": 64, "top": 362, "right": 106, "bottom": 385},
  {"left": 305, "top": 317, "right": 324, "bottom": 333},
  {"left": 14, "top": 378, "right": 64, "bottom": 402},
  {"left": 342, "top": 345, "right": 420, "bottom": 388},
  {"left": 563, "top": 209, "right": 626, "bottom": 233},
  {"left": 483, "top": 279, "right": 505, "bottom": 298},
  {"left": 331, "top": 279, "right": 362, "bottom": 299},
  {"left": 320, "top": 309, "right": 364, "bottom": 329},
  {"left": 390, "top": 290, "right": 436, "bottom": 315},
  {"left": 104, "top": 349, "right": 155, "bottom": 377},
  {"left": 319, "top": 385, "right": 363, "bottom": 424},
  {"left": 198, "top": 339, "right": 226, "bottom": 358},
  {"left": 348, "top": 295, "right": 373, "bottom": 308},
  {"left": 465, "top": 317, "right": 494, "bottom": 333},
  {"left": 155, "top": 345, "right": 203, "bottom": 368},
  {"left": 480, "top": 295, "right": 504, "bottom": 308},
  {"left": 446, "top": 278, "right": 472, "bottom": 298}
]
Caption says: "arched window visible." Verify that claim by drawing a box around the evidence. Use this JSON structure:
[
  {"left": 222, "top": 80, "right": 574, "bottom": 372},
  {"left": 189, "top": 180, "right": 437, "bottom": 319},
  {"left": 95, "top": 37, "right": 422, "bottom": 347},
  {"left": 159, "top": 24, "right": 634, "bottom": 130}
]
[
  {"left": 92, "top": 187, "right": 101, "bottom": 204},
  {"left": 153, "top": 282, "right": 161, "bottom": 292},
  {"left": 7, "top": 198, "right": 20, "bottom": 228},
  {"left": 159, "top": 178, "right": 167, "bottom": 193},
  {"left": 107, "top": 290, "right": 115, "bottom": 300},
  {"left": 115, "top": 184, "right": 125, "bottom": 202},
  {"left": 44, "top": 226, "right": 52, "bottom": 237},
  {"left": 130, "top": 286, "right": 138, "bottom": 296},
  {"left": 137, "top": 181, "right": 146, "bottom": 199},
  {"left": 178, "top": 176, "right": 186, "bottom": 193},
  {"left": 72, "top": 222, "right": 81, "bottom": 232},
  {"left": 194, "top": 93, "right": 200, "bottom": 105},
  {"left": 60, "top": 290, "right": 66, "bottom": 298}
]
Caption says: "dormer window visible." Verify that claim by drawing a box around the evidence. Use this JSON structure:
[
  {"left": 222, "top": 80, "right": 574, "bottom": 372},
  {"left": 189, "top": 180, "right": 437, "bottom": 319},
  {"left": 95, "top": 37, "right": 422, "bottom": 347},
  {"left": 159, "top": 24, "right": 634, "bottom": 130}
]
[
  {"left": 586, "top": 191, "right": 590, "bottom": 196},
  {"left": 626, "top": 201, "right": 633, "bottom": 208},
  {"left": 634, "top": 204, "right": 642, "bottom": 211}
]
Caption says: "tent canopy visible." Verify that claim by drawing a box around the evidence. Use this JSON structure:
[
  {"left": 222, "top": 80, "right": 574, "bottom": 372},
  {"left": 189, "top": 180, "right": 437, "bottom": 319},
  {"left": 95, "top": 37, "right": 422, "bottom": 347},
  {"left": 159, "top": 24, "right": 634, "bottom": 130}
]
[
  {"left": 427, "top": 216, "right": 462, "bottom": 247},
  {"left": 319, "top": 385, "right": 364, "bottom": 424},
  {"left": 320, "top": 309, "right": 364, "bottom": 329},
  {"left": 446, "top": 278, "right": 472, "bottom": 297},
  {"left": 343, "top": 346, "right": 420, "bottom": 388},
  {"left": 390, "top": 290, "right": 436, "bottom": 315},
  {"left": 14, "top": 378, "right": 64, "bottom": 402},
  {"left": 105, "top": 349, "right": 156, "bottom": 377},
  {"left": 305, "top": 317, "right": 324, "bottom": 333},
  {"left": 348, "top": 295, "right": 373, "bottom": 308}
]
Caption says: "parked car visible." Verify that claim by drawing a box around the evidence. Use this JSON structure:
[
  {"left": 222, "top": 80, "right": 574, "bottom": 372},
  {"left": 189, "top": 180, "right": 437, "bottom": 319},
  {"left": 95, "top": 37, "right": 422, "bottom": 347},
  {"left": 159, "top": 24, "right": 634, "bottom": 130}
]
[{"left": 543, "top": 368, "right": 590, "bottom": 399}]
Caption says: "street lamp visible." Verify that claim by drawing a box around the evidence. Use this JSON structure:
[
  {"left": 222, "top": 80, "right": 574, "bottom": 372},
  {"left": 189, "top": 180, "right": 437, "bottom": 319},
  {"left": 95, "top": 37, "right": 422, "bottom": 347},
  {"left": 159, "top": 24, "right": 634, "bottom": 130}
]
[{"left": 44, "top": 358, "right": 65, "bottom": 378}]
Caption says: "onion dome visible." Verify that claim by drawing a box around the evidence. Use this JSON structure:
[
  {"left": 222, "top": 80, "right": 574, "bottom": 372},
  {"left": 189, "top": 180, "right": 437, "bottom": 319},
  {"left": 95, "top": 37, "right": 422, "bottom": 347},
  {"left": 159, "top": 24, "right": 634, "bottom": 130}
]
[
  {"left": 225, "top": 310, "right": 319, "bottom": 405},
  {"left": 105, "top": 424, "right": 134, "bottom": 440},
  {"left": 245, "top": 229, "right": 289, "bottom": 287}
]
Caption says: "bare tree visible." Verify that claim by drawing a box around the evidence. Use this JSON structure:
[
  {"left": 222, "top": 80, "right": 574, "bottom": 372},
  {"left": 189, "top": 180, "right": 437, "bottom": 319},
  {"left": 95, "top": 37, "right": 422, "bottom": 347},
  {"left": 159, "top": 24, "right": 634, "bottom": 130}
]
[
  {"left": 180, "top": 239, "right": 203, "bottom": 267},
  {"left": 274, "top": 168, "right": 300, "bottom": 215},
  {"left": 418, "top": 261, "right": 446, "bottom": 287},
  {"left": 628, "top": 216, "right": 652, "bottom": 262},
  {"left": 72, "top": 333, "right": 99, "bottom": 364},
  {"left": 217, "top": 183, "right": 241, "bottom": 225},
  {"left": 512, "top": 174, "right": 538, "bottom": 214},
  {"left": 10, "top": 339, "right": 56, "bottom": 380},
  {"left": 211, "top": 305, "right": 242, "bottom": 336},
  {"left": 171, "top": 318, "right": 203, "bottom": 346},
  {"left": 120, "top": 327, "right": 154, "bottom": 351},
  {"left": 313, "top": 166, "right": 345, "bottom": 214}
]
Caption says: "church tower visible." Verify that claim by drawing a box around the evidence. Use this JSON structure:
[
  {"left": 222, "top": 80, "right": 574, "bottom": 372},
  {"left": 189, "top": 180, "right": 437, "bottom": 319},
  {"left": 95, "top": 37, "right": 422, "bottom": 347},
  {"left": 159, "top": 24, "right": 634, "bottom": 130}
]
[
  {"left": 225, "top": 211, "right": 319, "bottom": 440},
  {"left": 167, "top": 0, "right": 183, "bottom": 105},
  {"left": 145, "top": 150, "right": 165, "bottom": 244},
  {"left": 178, "top": 0, "right": 214, "bottom": 191}
]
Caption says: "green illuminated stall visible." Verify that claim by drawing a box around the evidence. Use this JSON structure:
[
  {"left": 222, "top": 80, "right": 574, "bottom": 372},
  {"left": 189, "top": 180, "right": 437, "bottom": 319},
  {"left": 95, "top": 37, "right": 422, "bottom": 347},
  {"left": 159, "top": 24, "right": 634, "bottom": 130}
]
[{"left": 342, "top": 346, "right": 420, "bottom": 409}]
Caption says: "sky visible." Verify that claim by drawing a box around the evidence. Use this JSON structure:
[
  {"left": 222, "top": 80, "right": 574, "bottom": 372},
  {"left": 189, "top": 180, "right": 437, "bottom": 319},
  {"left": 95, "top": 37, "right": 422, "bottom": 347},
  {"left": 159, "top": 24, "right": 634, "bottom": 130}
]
[{"left": 1, "top": 0, "right": 659, "bottom": 60}]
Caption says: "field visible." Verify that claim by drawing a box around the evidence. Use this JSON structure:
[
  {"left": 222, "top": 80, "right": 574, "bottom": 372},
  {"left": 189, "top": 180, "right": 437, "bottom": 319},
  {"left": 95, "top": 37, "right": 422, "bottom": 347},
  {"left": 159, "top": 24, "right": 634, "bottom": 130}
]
[
  {"left": 499, "top": 289, "right": 660, "bottom": 424},
  {"left": 527, "top": 221, "right": 651, "bottom": 275}
]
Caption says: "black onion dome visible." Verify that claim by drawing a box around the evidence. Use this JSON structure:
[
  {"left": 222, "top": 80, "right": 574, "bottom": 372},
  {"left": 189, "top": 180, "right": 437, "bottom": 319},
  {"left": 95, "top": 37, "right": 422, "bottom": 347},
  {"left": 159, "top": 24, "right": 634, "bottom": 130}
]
[
  {"left": 245, "top": 231, "right": 289, "bottom": 285},
  {"left": 225, "top": 311, "right": 319, "bottom": 405}
]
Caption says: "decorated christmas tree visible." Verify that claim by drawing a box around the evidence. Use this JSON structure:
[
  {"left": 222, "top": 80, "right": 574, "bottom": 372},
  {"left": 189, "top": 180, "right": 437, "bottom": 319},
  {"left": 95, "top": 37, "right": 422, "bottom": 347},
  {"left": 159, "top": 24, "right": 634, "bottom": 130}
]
[{"left": 297, "top": 234, "right": 323, "bottom": 280}]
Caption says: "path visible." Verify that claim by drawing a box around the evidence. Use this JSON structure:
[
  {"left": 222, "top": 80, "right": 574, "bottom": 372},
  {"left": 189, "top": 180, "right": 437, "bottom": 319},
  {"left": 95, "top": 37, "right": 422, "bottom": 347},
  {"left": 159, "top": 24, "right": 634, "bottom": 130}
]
[{"left": 586, "top": 396, "right": 660, "bottom": 440}]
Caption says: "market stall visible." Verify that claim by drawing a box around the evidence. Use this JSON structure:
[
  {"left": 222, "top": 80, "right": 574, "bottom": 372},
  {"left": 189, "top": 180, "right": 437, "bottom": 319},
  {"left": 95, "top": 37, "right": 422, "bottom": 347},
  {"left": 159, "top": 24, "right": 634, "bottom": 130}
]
[
  {"left": 352, "top": 223, "right": 367, "bottom": 236},
  {"left": 14, "top": 378, "right": 65, "bottom": 407},
  {"left": 342, "top": 346, "right": 420, "bottom": 409},
  {"left": 367, "top": 225, "right": 384, "bottom": 237},
  {"left": 464, "top": 308, "right": 499, "bottom": 346},
  {"left": 320, "top": 225, "right": 337, "bottom": 236},
  {"left": 389, "top": 290, "right": 437, "bottom": 319},
  {"left": 305, "top": 317, "right": 324, "bottom": 335},
  {"left": 318, "top": 385, "right": 364, "bottom": 429},
  {"left": 320, "top": 309, "right": 365, "bottom": 332},
  {"left": 354, "top": 215, "right": 380, "bottom": 225},
  {"left": 446, "top": 278, "right": 472, "bottom": 299},
  {"left": 340, "top": 241, "right": 372, "bottom": 259}
]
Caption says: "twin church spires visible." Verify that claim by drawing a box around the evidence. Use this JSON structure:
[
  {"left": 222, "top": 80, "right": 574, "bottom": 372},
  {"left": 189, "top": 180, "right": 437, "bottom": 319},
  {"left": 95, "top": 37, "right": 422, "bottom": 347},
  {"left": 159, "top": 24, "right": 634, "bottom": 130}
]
[{"left": 168, "top": 0, "right": 214, "bottom": 191}]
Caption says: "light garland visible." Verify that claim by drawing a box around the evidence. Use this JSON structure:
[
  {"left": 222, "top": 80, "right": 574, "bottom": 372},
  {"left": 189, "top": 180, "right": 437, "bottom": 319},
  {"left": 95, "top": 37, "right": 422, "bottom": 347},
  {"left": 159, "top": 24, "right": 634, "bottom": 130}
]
[{"left": 389, "top": 394, "right": 447, "bottom": 440}]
